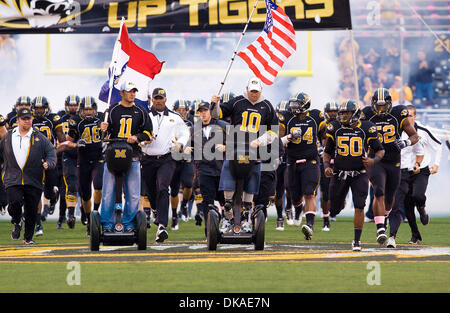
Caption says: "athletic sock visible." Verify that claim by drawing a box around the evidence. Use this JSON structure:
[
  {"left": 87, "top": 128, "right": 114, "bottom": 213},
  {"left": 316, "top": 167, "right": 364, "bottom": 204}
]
[
  {"left": 94, "top": 203, "right": 100, "bottom": 211},
  {"left": 305, "top": 212, "right": 315, "bottom": 226},
  {"left": 354, "top": 228, "right": 362, "bottom": 242},
  {"left": 275, "top": 205, "right": 283, "bottom": 219}
]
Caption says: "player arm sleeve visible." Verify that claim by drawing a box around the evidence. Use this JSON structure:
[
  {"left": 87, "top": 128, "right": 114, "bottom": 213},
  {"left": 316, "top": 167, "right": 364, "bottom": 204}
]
[
  {"left": 136, "top": 113, "right": 153, "bottom": 142},
  {"left": 324, "top": 134, "right": 336, "bottom": 155}
]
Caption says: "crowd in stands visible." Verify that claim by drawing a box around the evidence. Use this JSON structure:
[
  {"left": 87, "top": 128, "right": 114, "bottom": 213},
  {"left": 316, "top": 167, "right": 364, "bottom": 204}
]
[{"left": 336, "top": 35, "right": 449, "bottom": 110}]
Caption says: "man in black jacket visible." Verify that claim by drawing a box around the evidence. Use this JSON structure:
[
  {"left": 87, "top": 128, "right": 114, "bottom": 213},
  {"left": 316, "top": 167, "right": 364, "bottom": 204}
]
[
  {"left": 190, "top": 102, "right": 228, "bottom": 236},
  {"left": 0, "top": 108, "right": 57, "bottom": 244}
]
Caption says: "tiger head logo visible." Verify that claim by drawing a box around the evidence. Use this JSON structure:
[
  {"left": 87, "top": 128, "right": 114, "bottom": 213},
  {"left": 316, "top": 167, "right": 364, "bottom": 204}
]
[{"left": 0, "top": 0, "right": 94, "bottom": 29}]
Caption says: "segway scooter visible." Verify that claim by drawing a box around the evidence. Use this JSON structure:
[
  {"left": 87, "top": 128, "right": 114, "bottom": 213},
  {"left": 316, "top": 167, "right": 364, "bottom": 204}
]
[
  {"left": 90, "top": 138, "right": 147, "bottom": 251},
  {"left": 206, "top": 153, "right": 266, "bottom": 251}
]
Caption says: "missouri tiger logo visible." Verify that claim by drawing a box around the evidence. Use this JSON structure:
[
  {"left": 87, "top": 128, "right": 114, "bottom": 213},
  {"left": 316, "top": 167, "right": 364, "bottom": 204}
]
[{"left": 0, "top": 0, "right": 95, "bottom": 29}]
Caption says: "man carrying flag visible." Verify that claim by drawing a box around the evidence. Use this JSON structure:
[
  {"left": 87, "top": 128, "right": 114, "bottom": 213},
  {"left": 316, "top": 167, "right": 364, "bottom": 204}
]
[
  {"left": 99, "top": 19, "right": 164, "bottom": 112},
  {"left": 211, "top": 0, "right": 296, "bottom": 119}
]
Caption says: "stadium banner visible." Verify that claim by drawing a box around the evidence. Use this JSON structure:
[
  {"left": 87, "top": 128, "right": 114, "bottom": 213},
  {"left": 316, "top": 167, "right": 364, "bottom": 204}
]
[{"left": 0, "top": 0, "right": 351, "bottom": 34}]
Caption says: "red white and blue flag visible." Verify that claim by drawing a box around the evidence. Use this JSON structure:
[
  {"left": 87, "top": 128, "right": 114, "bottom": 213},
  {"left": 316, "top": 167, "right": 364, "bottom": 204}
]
[
  {"left": 99, "top": 22, "right": 164, "bottom": 112},
  {"left": 238, "top": 0, "right": 296, "bottom": 85}
]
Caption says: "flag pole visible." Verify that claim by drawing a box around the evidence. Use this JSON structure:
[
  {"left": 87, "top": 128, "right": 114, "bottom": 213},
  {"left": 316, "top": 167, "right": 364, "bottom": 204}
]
[
  {"left": 104, "top": 17, "right": 125, "bottom": 124},
  {"left": 211, "top": 0, "right": 261, "bottom": 118}
]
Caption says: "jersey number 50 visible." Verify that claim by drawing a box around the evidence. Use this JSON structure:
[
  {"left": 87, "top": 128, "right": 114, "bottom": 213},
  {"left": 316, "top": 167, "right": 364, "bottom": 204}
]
[{"left": 337, "top": 136, "right": 363, "bottom": 157}]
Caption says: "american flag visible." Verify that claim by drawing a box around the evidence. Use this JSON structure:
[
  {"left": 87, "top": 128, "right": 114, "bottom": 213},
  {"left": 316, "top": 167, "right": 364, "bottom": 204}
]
[{"left": 238, "top": 0, "right": 296, "bottom": 85}]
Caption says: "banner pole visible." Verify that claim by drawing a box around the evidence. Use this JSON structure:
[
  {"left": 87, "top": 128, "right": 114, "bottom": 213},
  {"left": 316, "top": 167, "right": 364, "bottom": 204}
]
[{"left": 211, "top": 0, "right": 261, "bottom": 119}]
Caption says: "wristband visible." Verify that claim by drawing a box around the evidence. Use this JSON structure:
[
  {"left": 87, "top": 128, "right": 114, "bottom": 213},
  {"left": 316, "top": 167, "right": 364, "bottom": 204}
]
[
  {"left": 373, "top": 155, "right": 382, "bottom": 163},
  {"left": 406, "top": 139, "right": 412, "bottom": 146}
]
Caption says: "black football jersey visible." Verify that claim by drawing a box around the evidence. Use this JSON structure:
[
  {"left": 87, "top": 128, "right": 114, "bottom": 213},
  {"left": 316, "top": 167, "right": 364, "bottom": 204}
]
[
  {"left": 220, "top": 95, "right": 279, "bottom": 158},
  {"left": 68, "top": 115, "right": 103, "bottom": 162},
  {"left": 59, "top": 112, "right": 79, "bottom": 159},
  {"left": 325, "top": 120, "right": 384, "bottom": 171},
  {"left": 106, "top": 103, "right": 153, "bottom": 157},
  {"left": 361, "top": 105, "right": 408, "bottom": 163},
  {"left": 279, "top": 109, "right": 325, "bottom": 162},
  {"left": 32, "top": 113, "right": 62, "bottom": 144}
]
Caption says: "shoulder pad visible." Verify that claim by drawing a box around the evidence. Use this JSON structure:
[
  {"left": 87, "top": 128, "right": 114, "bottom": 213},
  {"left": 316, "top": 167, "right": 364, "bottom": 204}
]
[
  {"left": 68, "top": 119, "right": 77, "bottom": 127},
  {"left": 52, "top": 114, "right": 60, "bottom": 122},
  {"left": 277, "top": 112, "right": 285, "bottom": 122},
  {"left": 368, "top": 125, "right": 377, "bottom": 134}
]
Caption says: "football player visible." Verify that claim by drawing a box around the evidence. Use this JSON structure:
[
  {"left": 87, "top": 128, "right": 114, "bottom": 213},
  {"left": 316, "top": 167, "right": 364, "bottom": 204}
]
[
  {"left": 323, "top": 100, "right": 385, "bottom": 251},
  {"left": 319, "top": 100, "right": 339, "bottom": 230},
  {"left": 169, "top": 99, "right": 194, "bottom": 230},
  {"left": 64, "top": 96, "right": 104, "bottom": 236},
  {"left": 53, "top": 95, "right": 80, "bottom": 228},
  {"left": 211, "top": 77, "right": 279, "bottom": 233},
  {"left": 279, "top": 92, "right": 326, "bottom": 240},
  {"left": 6, "top": 96, "right": 32, "bottom": 130},
  {"left": 361, "top": 88, "right": 419, "bottom": 244},
  {"left": 31, "top": 96, "right": 66, "bottom": 236},
  {"left": 274, "top": 100, "right": 293, "bottom": 231}
]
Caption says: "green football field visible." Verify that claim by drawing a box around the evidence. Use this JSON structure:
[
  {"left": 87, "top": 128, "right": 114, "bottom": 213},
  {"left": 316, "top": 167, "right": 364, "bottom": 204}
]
[{"left": 0, "top": 216, "right": 449, "bottom": 293}]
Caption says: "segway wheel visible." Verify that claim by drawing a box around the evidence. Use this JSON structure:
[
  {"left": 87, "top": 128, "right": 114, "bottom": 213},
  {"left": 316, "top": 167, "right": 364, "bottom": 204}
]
[
  {"left": 90, "top": 211, "right": 101, "bottom": 251},
  {"left": 136, "top": 210, "right": 147, "bottom": 250},
  {"left": 207, "top": 209, "right": 219, "bottom": 251},
  {"left": 253, "top": 209, "right": 265, "bottom": 251}
]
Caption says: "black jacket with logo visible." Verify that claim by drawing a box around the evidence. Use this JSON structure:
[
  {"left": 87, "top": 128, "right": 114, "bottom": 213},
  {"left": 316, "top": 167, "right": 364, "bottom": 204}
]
[{"left": 0, "top": 128, "right": 57, "bottom": 190}]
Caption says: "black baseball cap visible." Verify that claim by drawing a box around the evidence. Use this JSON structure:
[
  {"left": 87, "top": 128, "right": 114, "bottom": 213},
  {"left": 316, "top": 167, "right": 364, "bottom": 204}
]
[
  {"left": 152, "top": 88, "right": 166, "bottom": 98},
  {"left": 17, "top": 107, "right": 33, "bottom": 119},
  {"left": 196, "top": 101, "right": 211, "bottom": 112}
]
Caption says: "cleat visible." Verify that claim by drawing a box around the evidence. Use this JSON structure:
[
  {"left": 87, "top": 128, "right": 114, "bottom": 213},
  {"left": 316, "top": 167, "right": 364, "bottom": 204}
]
[
  {"left": 417, "top": 206, "right": 429, "bottom": 226},
  {"left": 171, "top": 217, "right": 179, "bottom": 230},
  {"left": 301, "top": 224, "right": 313, "bottom": 240},
  {"left": 194, "top": 214, "right": 202, "bottom": 226},
  {"left": 386, "top": 236, "right": 396, "bottom": 248},
  {"left": 293, "top": 218, "right": 302, "bottom": 227},
  {"left": 0, "top": 206, "right": 6, "bottom": 215},
  {"left": 329, "top": 216, "right": 337, "bottom": 222},
  {"left": 241, "top": 221, "right": 252, "bottom": 233},
  {"left": 67, "top": 215, "right": 76, "bottom": 229},
  {"left": 56, "top": 217, "right": 64, "bottom": 229},
  {"left": 156, "top": 225, "right": 168, "bottom": 243},
  {"left": 285, "top": 208, "right": 294, "bottom": 226},
  {"left": 322, "top": 225, "right": 330, "bottom": 232},
  {"left": 11, "top": 223, "right": 21, "bottom": 240},
  {"left": 364, "top": 217, "right": 374, "bottom": 223},
  {"left": 23, "top": 239, "right": 36, "bottom": 245},
  {"left": 408, "top": 234, "right": 422, "bottom": 245},
  {"left": 275, "top": 218, "right": 284, "bottom": 231},
  {"left": 376, "top": 228, "right": 387, "bottom": 245},
  {"left": 35, "top": 224, "right": 44, "bottom": 237},
  {"left": 220, "top": 218, "right": 232, "bottom": 233},
  {"left": 352, "top": 240, "right": 361, "bottom": 251}
]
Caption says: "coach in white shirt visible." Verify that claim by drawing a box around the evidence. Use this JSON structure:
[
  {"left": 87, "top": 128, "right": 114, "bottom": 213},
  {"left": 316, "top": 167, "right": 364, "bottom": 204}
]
[
  {"left": 140, "top": 88, "right": 190, "bottom": 242},
  {"left": 403, "top": 105, "right": 442, "bottom": 243}
]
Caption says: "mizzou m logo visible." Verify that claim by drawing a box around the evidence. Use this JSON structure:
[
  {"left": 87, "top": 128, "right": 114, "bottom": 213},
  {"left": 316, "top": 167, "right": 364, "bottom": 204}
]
[
  {"left": 0, "top": 0, "right": 95, "bottom": 29},
  {"left": 114, "top": 149, "right": 127, "bottom": 159}
]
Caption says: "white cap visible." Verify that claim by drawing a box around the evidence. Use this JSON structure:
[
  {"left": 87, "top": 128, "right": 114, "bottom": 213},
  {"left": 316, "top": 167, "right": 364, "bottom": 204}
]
[
  {"left": 247, "top": 77, "right": 262, "bottom": 92},
  {"left": 120, "top": 80, "right": 138, "bottom": 92}
]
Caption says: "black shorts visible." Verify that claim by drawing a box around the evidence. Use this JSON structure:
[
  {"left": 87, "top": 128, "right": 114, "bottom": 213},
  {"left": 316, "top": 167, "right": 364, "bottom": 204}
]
[
  {"left": 287, "top": 158, "right": 320, "bottom": 203},
  {"left": 77, "top": 159, "right": 104, "bottom": 201},
  {"left": 368, "top": 161, "right": 401, "bottom": 205},
  {"left": 170, "top": 161, "right": 194, "bottom": 197},
  {"left": 63, "top": 156, "right": 78, "bottom": 196},
  {"left": 329, "top": 171, "right": 369, "bottom": 215}
]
